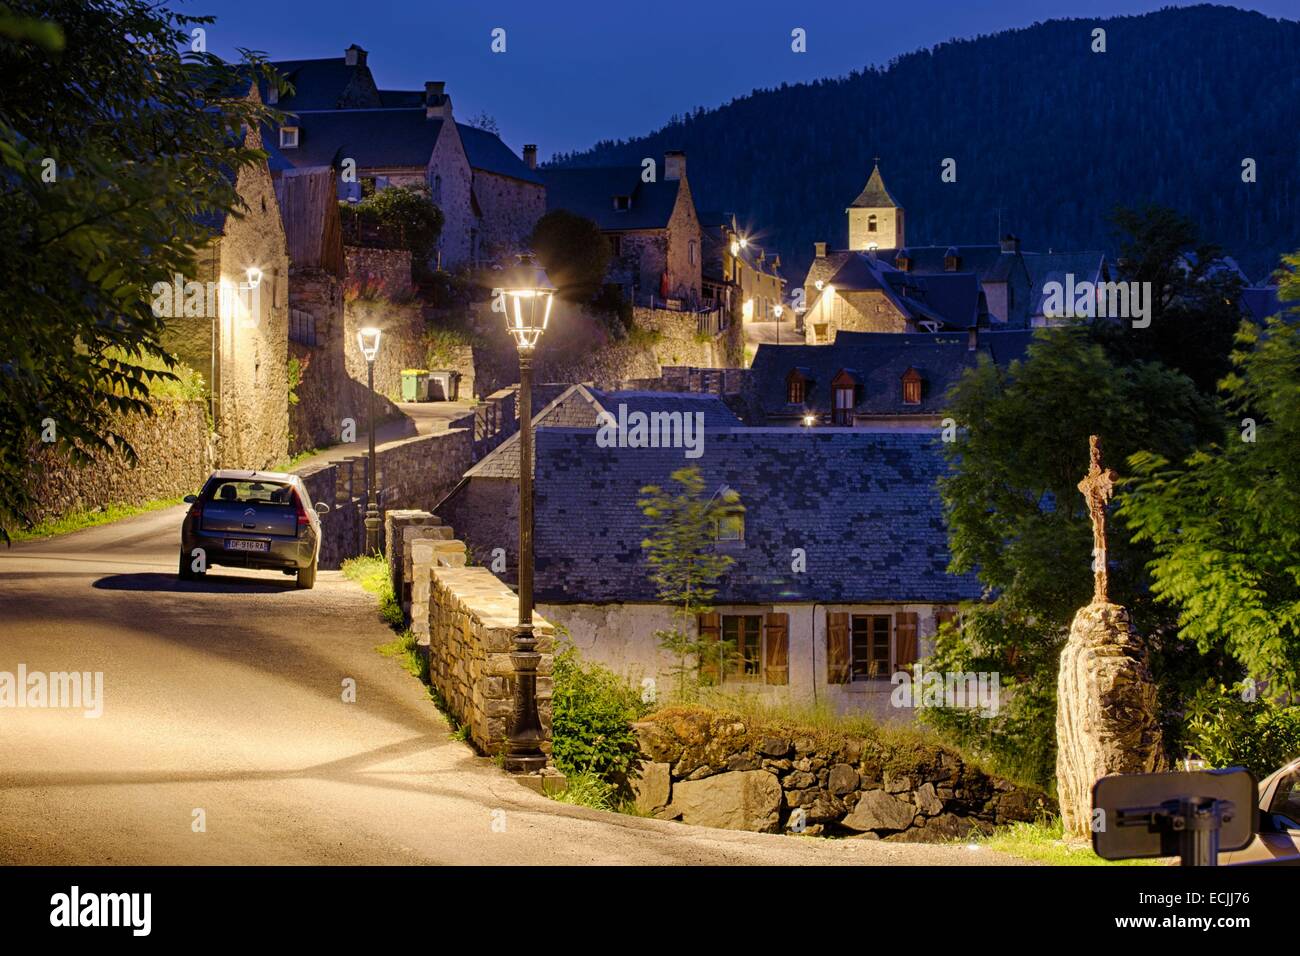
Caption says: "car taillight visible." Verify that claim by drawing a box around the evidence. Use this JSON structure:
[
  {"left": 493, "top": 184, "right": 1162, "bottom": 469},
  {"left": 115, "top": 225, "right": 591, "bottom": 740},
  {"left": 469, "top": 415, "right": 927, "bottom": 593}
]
[
  {"left": 293, "top": 492, "right": 310, "bottom": 529},
  {"left": 190, "top": 502, "right": 203, "bottom": 524}
]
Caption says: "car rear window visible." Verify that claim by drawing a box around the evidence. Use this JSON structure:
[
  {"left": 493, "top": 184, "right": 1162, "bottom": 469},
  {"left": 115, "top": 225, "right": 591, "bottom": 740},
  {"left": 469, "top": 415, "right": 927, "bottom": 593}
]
[{"left": 207, "top": 480, "right": 295, "bottom": 506}]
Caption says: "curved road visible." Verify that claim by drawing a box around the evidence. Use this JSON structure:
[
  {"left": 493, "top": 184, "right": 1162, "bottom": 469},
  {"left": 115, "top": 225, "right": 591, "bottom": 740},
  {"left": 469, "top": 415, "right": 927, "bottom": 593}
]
[{"left": 0, "top": 509, "right": 1024, "bottom": 865}]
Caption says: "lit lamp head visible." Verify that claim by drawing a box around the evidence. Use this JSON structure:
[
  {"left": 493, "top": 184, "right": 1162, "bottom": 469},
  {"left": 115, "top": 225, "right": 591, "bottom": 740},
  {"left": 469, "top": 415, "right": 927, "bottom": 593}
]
[
  {"left": 246, "top": 266, "right": 264, "bottom": 288},
  {"left": 774, "top": 304, "right": 784, "bottom": 319},
  {"left": 357, "top": 326, "right": 382, "bottom": 363},
  {"left": 729, "top": 239, "right": 740, "bottom": 257},
  {"left": 502, "top": 252, "right": 555, "bottom": 351},
  {"left": 803, "top": 414, "right": 816, "bottom": 427}
]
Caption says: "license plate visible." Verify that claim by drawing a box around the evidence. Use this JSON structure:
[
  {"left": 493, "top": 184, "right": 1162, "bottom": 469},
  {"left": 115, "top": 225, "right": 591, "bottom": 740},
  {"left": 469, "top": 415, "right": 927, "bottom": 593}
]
[{"left": 226, "top": 539, "right": 269, "bottom": 552}]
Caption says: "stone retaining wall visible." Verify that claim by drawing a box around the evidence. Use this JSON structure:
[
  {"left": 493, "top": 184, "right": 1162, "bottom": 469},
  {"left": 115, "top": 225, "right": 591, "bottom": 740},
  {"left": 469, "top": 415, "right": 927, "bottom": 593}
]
[
  {"left": 631, "top": 707, "right": 1051, "bottom": 840},
  {"left": 22, "top": 400, "right": 210, "bottom": 524},
  {"left": 421, "top": 564, "right": 554, "bottom": 756}
]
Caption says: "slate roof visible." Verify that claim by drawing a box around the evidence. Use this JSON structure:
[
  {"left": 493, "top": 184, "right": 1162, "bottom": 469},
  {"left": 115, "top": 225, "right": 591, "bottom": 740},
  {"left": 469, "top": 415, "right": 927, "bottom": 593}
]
[
  {"left": 455, "top": 123, "right": 544, "bottom": 185},
  {"left": 543, "top": 167, "right": 683, "bottom": 230},
  {"left": 533, "top": 428, "right": 981, "bottom": 604},
  {"left": 1241, "top": 286, "right": 1288, "bottom": 323},
  {"left": 266, "top": 57, "right": 365, "bottom": 111},
  {"left": 848, "top": 164, "right": 900, "bottom": 209},
  {"left": 1022, "top": 252, "right": 1108, "bottom": 317},
  {"left": 466, "top": 385, "right": 743, "bottom": 479},
  {"left": 275, "top": 108, "right": 444, "bottom": 170},
  {"left": 816, "top": 253, "right": 986, "bottom": 329},
  {"left": 898, "top": 244, "right": 1024, "bottom": 283}
]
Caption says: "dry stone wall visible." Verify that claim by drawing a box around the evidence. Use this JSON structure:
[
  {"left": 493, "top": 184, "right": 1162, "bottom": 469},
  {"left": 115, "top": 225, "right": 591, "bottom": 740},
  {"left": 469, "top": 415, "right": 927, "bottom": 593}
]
[
  {"left": 22, "top": 401, "right": 210, "bottom": 524},
  {"left": 632, "top": 707, "right": 1051, "bottom": 840}
]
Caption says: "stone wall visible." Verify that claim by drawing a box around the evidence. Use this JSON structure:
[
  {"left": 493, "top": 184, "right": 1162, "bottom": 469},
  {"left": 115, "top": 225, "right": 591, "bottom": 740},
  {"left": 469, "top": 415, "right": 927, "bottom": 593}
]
[
  {"left": 421, "top": 564, "right": 554, "bottom": 755},
  {"left": 22, "top": 401, "right": 211, "bottom": 524},
  {"left": 289, "top": 271, "right": 347, "bottom": 453},
  {"left": 344, "top": 297, "right": 426, "bottom": 403},
  {"left": 472, "top": 171, "right": 545, "bottom": 261},
  {"left": 345, "top": 246, "right": 412, "bottom": 298},
  {"left": 291, "top": 426, "right": 473, "bottom": 568},
  {"left": 632, "top": 707, "right": 1051, "bottom": 839}
]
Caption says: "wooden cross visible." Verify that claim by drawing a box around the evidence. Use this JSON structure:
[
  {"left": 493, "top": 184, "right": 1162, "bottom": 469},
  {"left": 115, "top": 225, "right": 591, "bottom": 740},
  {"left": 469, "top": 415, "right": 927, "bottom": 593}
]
[{"left": 1077, "top": 435, "right": 1118, "bottom": 604}]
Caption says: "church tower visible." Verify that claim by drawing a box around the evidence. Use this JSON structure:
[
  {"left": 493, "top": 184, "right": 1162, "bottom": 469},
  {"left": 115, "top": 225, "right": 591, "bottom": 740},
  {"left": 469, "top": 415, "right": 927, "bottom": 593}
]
[{"left": 847, "top": 160, "right": 904, "bottom": 252}]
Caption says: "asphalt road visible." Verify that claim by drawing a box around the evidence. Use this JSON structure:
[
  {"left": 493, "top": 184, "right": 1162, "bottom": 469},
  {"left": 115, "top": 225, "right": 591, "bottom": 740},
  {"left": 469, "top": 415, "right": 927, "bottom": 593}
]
[{"left": 0, "top": 509, "right": 1025, "bottom": 865}]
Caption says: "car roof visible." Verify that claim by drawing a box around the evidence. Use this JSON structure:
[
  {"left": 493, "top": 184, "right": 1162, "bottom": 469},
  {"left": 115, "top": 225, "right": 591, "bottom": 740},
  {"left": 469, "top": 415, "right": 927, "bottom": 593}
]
[{"left": 208, "top": 469, "right": 299, "bottom": 483}]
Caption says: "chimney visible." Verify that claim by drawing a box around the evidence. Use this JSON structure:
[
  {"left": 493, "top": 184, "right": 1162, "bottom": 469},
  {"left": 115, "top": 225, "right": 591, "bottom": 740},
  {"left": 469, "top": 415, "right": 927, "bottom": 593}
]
[
  {"left": 967, "top": 326, "right": 979, "bottom": 350},
  {"left": 523, "top": 144, "right": 538, "bottom": 170},
  {"left": 344, "top": 44, "right": 367, "bottom": 67},
  {"left": 425, "top": 81, "right": 450, "bottom": 120},
  {"left": 664, "top": 150, "right": 686, "bottom": 181},
  {"left": 814, "top": 241, "right": 827, "bottom": 259},
  {"left": 999, "top": 233, "right": 1020, "bottom": 254}
]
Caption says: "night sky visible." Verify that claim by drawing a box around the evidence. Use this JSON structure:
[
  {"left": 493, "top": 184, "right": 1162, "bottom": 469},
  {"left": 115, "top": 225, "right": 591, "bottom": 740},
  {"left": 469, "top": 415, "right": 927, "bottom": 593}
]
[{"left": 190, "top": 0, "right": 1297, "bottom": 159}]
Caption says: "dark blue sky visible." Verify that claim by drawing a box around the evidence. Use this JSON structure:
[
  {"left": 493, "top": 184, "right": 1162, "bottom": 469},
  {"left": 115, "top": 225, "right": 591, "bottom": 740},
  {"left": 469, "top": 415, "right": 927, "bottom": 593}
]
[{"left": 191, "top": 0, "right": 1295, "bottom": 158}]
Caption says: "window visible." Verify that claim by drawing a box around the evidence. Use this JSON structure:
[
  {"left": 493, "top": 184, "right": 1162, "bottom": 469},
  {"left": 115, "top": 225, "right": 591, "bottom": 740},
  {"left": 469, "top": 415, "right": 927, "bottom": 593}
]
[
  {"left": 611, "top": 235, "right": 622, "bottom": 257},
  {"left": 688, "top": 240, "right": 697, "bottom": 266},
  {"left": 614, "top": 195, "right": 630, "bottom": 211},
  {"left": 432, "top": 174, "right": 442, "bottom": 203},
  {"left": 279, "top": 126, "right": 299, "bottom": 149},
  {"left": 902, "top": 368, "right": 922, "bottom": 405},
  {"left": 722, "top": 615, "right": 763, "bottom": 679},
  {"left": 786, "top": 373, "right": 805, "bottom": 404},
  {"left": 851, "top": 615, "right": 891, "bottom": 680},
  {"left": 289, "top": 309, "right": 317, "bottom": 346},
  {"left": 867, "top": 213, "right": 877, "bottom": 233},
  {"left": 833, "top": 385, "right": 854, "bottom": 425},
  {"left": 715, "top": 510, "right": 744, "bottom": 542}
]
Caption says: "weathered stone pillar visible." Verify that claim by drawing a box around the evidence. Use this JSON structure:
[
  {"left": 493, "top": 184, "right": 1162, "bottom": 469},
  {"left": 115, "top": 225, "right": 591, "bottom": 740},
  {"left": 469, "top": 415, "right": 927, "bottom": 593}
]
[{"left": 1056, "top": 602, "right": 1167, "bottom": 837}]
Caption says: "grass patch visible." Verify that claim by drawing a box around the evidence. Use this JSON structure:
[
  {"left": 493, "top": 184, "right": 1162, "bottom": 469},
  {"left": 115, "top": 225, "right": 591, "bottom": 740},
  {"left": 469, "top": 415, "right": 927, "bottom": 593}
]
[
  {"left": 341, "top": 553, "right": 403, "bottom": 630},
  {"left": 968, "top": 818, "right": 1168, "bottom": 866},
  {"left": 549, "top": 770, "right": 621, "bottom": 812},
  {"left": 6, "top": 496, "right": 184, "bottom": 542}
]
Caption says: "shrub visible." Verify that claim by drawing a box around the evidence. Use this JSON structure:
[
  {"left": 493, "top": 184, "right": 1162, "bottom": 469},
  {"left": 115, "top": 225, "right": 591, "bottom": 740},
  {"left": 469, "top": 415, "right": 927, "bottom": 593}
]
[
  {"left": 1182, "top": 682, "right": 1300, "bottom": 777},
  {"left": 550, "top": 637, "right": 649, "bottom": 786},
  {"left": 529, "top": 209, "right": 611, "bottom": 303},
  {"left": 339, "top": 185, "right": 443, "bottom": 262}
]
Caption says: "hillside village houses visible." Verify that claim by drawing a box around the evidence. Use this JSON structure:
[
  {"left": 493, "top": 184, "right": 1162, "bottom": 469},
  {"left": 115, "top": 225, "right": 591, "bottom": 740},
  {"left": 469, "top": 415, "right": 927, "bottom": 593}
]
[{"left": 700, "top": 211, "right": 787, "bottom": 325}]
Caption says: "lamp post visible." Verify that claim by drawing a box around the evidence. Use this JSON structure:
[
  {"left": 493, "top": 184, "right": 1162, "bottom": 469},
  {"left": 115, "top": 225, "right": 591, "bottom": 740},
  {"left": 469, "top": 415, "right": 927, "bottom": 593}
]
[
  {"left": 500, "top": 253, "right": 555, "bottom": 773},
  {"left": 357, "top": 326, "right": 382, "bottom": 554}
]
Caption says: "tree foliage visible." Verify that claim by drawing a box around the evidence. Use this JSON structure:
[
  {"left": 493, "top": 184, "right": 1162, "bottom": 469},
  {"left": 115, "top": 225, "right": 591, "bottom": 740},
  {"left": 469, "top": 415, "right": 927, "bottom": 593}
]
[
  {"left": 339, "top": 184, "right": 443, "bottom": 262},
  {"left": 638, "top": 467, "right": 742, "bottom": 698},
  {"left": 0, "top": 0, "right": 281, "bottom": 537},
  {"left": 927, "top": 326, "right": 1222, "bottom": 787},
  {"left": 528, "top": 209, "right": 611, "bottom": 303},
  {"left": 1121, "top": 255, "right": 1300, "bottom": 690}
]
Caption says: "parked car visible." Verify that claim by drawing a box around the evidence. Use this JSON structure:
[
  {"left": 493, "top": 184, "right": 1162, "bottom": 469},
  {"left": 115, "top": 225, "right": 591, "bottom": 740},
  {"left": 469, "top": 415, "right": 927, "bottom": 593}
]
[
  {"left": 178, "top": 470, "right": 329, "bottom": 589},
  {"left": 1218, "top": 757, "right": 1300, "bottom": 864}
]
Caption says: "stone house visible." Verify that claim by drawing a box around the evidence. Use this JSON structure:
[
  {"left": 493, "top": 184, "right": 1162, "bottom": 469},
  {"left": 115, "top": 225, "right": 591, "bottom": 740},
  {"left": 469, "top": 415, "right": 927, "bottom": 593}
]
[
  {"left": 532, "top": 427, "right": 979, "bottom": 721},
  {"left": 1024, "top": 251, "right": 1111, "bottom": 325},
  {"left": 544, "top": 151, "right": 703, "bottom": 306},
  {"left": 700, "top": 211, "right": 786, "bottom": 324},
  {"left": 745, "top": 328, "right": 1033, "bottom": 428},
  {"left": 266, "top": 45, "right": 544, "bottom": 268},
  {"left": 435, "top": 384, "right": 742, "bottom": 578},
  {"left": 273, "top": 165, "right": 348, "bottom": 453},
  {"left": 162, "top": 86, "right": 290, "bottom": 470},
  {"left": 892, "top": 238, "right": 1034, "bottom": 326}
]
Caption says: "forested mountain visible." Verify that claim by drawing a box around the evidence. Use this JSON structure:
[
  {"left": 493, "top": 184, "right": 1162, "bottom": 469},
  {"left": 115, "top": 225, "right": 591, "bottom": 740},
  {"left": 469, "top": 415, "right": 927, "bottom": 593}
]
[{"left": 549, "top": 5, "right": 1300, "bottom": 284}]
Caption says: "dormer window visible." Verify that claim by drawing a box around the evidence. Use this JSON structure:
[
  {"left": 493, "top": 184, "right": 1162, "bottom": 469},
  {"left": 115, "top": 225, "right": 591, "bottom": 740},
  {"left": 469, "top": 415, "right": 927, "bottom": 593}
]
[
  {"left": 614, "top": 195, "right": 630, "bottom": 211},
  {"left": 895, "top": 250, "right": 911, "bottom": 272},
  {"left": 786, "top": 370, "right": 807, "bottom": 404},
  {"left": 831, "top": 369, "right": 858, "bottom": 426},
  {"left": 279, "top": 126, "right": 299, "bottom": 149},
  {"left": 902, "top": 367, "right": 922, "bottom": 405},
  {"left": 944, "top": 248, "right": 960, "bottom": 271},
  {"left": 715, "top": 510, "right": 744, "bottom": 542}
]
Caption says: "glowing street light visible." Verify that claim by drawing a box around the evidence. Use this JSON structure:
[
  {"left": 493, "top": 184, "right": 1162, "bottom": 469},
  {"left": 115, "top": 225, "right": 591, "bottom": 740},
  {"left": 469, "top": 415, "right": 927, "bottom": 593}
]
[{"left": 499, "top": 253, "right": 555, "bottom": 775}]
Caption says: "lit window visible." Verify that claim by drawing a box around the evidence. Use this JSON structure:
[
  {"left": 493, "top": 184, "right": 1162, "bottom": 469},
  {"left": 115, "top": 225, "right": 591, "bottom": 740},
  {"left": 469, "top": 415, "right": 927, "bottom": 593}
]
[
  {"left": 833, "top": 385, "right": 854, "bottom": 425},
  {"left": 787, "top": 373, "right": 805, "bottom": 404},
  {"left": 902, "top": 368, "right": 922, "bottom": 405}
]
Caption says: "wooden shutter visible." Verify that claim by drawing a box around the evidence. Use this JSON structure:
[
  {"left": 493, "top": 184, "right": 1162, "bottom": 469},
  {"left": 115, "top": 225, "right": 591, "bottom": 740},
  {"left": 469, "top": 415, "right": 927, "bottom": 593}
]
[
  {"left": 935, "top": 609, "right": 957, "bottom": 634},
  {"left": 895, "top": 612, "right": 919, "bottom": 671},
  {"left": 826, "top": 612, "right": 850, "bottom": 684},
  {"left": 763, "top": 613, "right": 789, "bottom": 686},
  {"left": 698, "top": 612, "right": 721, "bottom": 684}
]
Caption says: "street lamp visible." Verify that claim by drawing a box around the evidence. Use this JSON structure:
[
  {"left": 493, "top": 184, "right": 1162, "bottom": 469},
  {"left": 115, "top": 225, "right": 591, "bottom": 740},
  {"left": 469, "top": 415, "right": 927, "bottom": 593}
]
[
  {"left": 500, "top": 253, "right": 554, "bottom": 774},
  {"left": 357, "top": 326, "right": 382, "bottom": 554}
]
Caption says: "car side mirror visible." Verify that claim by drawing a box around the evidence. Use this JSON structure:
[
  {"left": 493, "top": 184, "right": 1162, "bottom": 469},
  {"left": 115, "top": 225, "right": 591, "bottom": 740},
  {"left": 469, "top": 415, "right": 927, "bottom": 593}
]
[
  {"left": 184, "top": 495, "right": 197, "bottom": 504},
  {"left": 314, "top": 502, "right": 330, "bottom": 515}
]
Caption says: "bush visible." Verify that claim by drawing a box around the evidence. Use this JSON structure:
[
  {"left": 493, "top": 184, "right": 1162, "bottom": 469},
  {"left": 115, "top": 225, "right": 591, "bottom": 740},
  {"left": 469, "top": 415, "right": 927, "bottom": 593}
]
[
  {"left": 1183, "top": 682, "right": 1300, "bottom": 777},
  {"left": 550, "top": 637, "right": 650, "bottom": 786},
  {"left": 529, "top": 209, "right": 611, "bottom": 302},
  {"left": 339, "top": 185, "right": 443, "bottom": 262}
]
